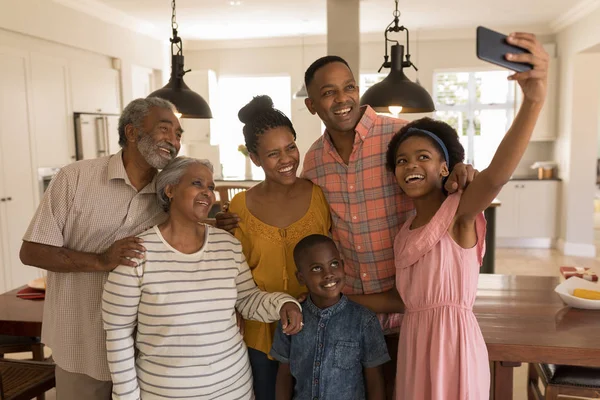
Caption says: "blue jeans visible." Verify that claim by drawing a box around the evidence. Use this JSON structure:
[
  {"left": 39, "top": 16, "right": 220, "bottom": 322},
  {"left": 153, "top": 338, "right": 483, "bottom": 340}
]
[{"left": 248, "top": 347, "right": 279, "bottom": 400}]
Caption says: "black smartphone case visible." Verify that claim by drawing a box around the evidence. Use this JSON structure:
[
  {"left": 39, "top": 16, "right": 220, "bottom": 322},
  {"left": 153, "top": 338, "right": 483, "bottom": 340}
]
[{"left": 476, "top": 26, "right": 533, "bottom": 72}]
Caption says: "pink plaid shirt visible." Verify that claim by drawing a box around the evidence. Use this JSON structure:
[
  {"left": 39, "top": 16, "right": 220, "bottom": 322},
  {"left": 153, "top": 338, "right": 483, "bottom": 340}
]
[{"left": 302, "top": 106, "right": 414, "bottom": 331}]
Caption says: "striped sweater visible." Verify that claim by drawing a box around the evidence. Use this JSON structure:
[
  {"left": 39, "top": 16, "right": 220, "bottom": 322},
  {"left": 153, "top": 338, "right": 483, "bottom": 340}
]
[{"left": 102, "top": 225, "right": 300, "bottom": 399}]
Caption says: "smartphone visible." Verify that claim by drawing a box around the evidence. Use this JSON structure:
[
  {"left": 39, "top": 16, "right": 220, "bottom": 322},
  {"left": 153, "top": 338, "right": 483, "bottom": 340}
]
[{"left": 476, "top": 26, "right": 532, "bottom": 72}]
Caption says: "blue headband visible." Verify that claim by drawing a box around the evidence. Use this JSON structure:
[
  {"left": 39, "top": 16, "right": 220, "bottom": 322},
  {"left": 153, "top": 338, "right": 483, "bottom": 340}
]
[{"left": 406, "top": 128, "right": 449, "bottom": 164}]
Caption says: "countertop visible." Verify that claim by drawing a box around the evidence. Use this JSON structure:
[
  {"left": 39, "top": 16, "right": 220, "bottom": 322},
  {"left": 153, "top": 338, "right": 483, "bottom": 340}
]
[{"left": 510, "top": 176, "right": 562, "bottom": 181}]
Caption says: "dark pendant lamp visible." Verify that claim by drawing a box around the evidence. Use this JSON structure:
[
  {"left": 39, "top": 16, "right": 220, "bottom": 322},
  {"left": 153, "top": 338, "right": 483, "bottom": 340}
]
[
  {"left": 148, "top": 0, "right": 212, "bottom": 118},
  {"left": 360, "top": 0, "right": 435, "bottom": 114}
]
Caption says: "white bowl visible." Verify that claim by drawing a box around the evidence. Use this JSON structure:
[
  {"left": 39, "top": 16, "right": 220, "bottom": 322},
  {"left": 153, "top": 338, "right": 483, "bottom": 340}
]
[{"left": 554, "top": 277, "right": 600, "bottom": 310}]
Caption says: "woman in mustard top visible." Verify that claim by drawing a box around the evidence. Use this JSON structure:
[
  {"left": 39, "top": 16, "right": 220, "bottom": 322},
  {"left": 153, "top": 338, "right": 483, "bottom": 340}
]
[{"left": 228, "top": 95, "right": 331, "bottom": 400}]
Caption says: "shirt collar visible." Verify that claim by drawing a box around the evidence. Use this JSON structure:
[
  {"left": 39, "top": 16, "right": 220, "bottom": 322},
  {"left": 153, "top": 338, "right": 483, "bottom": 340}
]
[
  {"left": 107, "top": 150, "right": 157, "bottom": 194},
  {"left": 323, "top": 105, "right": 377, "bottom": 153},
  {"left": 305, "top": 294, "right": 348, "bottom": 318}
]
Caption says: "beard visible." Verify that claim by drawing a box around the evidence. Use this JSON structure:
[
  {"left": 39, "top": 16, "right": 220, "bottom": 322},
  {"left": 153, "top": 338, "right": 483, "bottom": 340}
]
[{"left": 137, "top": 132, "right": 176, "bottom": 169}]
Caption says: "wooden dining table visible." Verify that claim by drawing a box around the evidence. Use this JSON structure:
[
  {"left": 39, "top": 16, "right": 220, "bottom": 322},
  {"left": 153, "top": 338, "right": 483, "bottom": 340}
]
[
  {"left": 1, "top": 275, "right": 599, "bottom": 400},
  {"left": 475, "top": 274, "right": 600, "bottom": 400},
  {"left": 0, "top": 286, "right": 44, "bottom": 337}
]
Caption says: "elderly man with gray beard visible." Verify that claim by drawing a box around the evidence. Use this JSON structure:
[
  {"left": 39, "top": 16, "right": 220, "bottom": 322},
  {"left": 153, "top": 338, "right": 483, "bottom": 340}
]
[{"left": 19, "top": 97, "right": 182, "bottom": 399}]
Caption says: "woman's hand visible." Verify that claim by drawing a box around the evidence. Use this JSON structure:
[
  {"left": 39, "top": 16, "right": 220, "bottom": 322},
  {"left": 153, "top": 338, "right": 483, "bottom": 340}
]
[{"left": 279, "top": 302, "right": 303, "bottom": 335}]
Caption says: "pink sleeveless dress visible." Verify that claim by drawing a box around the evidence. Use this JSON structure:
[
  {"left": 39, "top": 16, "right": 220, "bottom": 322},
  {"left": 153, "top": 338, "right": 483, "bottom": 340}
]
[{"left": 394, "top": 193, "right": 490, "bottom": 400}]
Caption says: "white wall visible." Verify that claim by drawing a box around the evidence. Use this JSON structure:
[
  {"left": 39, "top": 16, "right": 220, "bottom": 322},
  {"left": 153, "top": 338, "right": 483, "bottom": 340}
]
[
  {"left": 185, "top": 32, "right": 556, "bottom": 173},
  {"left": 0, "top": 0, "right": 166, "bottom": 104},
  {"left": 555, "top": 7, "right": 600, "bottom": 257}
]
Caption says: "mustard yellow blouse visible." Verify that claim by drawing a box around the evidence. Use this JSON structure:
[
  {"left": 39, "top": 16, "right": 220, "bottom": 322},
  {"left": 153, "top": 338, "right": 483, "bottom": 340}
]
[{"left": 229, "top": 184, "right": 331, "bottom": 356}]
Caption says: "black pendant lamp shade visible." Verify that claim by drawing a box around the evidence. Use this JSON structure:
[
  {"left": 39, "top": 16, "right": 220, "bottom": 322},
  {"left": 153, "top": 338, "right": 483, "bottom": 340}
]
[
  {"left": 359, "top": 0, "right": 435, "bottom": 114},
  {"left": 148, "top": 0, "right": 212, "bottom": 119},
  {"left": 149, "top": 55, "right": 212, "bottom": 118},
  {"left": 360, "top": 44, "right": 435, "bottom": 113}
]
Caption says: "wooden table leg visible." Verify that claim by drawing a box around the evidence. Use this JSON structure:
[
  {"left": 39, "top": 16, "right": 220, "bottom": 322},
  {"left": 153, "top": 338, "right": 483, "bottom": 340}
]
[{"left": 492, "top": 361, "right": 521, "bottom": 400}]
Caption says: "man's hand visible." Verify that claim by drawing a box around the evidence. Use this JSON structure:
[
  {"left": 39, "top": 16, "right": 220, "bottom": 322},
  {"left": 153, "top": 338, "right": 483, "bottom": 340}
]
[
  {"left": 97, "top": 237, "right": 145, "bottom": 271},
  {"left": 235, "top": 309, "right": 245, "bottom": 336},
  {"left": 215, "top": 203, "right": 240, "bottom": 232},
  {"left": 279, "top": 302, "right": 303, "bottom": 335},
  {"left": 444, "top": 163, "right": 478, "bottom": 194}
]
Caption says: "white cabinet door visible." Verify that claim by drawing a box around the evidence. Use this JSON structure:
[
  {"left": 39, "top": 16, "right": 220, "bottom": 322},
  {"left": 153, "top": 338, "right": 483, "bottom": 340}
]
[
  {"left": 71, "top": 64, "right": 121, "bottom": 114},
  {"left": 515, "top": 58, "right": 557, "bottom": 141},
  {"left": 131, "top": 65, "right": 155, "bottom": 99},
  {"left": 30, "top": 53, "right": 76, "bottom": 167},
  {"left": 518, "top": 181, "right": 558, "bottom": 238},
  {"left": 0, "top": 47, "right": 44, "bottom": 291},
  {"left": 496, "top": 183, "right": 519, "bottom": 237},
  {"left": 180, "top": 70, "right": 217, "bottom": 144}
]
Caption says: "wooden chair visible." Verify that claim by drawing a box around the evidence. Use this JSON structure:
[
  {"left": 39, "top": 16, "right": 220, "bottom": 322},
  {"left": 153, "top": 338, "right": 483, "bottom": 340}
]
[
  {"left": 215, "top": 185, "right": 248, "bottom": 208},
  {"left": 0, "top": 338, "right": 48, "bottom": 400},
  {"left": 0, "top": 359, "right": 55, "bottom": 400},
  {"left": 528, "top": 363, "right": 600, "bottom": 399}
]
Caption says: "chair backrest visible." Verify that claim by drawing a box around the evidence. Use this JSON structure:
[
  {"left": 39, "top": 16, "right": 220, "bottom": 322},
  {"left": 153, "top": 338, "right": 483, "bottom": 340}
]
[{"left": 215, "top": 185, "right": 248, "bottom": 205}]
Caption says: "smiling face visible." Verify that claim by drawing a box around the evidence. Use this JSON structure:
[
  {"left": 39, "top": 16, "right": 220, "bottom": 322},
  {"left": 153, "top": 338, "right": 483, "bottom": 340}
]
[
  {"left": 394, "top": 135, "right": 449, "bottom": 198},
  {"left": 165, "top": 163, "right": 216, "bottom": 222},
  {"left": 304, "top": 62, "right": 361, "bottom": 135},
  {"left": 296, "top": 241, "right": 345, "bottom": 309},
  {"left": 136, "top": 106, "right": 182, "bottom": 169},
  {"left": 249, "top": 126, "right": 299, "bottom": 186}
]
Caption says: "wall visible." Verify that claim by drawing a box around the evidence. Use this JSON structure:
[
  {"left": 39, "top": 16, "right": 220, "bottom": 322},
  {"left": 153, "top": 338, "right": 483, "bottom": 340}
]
[
  {"left": 185, "top": 31, "right": 556, "bottom": 173},
  {"left": 0, "top": 0, "right": 166, "bottom": 104},
  {"left": 555, "top": 7, "right": 600, "bottom": 256}
]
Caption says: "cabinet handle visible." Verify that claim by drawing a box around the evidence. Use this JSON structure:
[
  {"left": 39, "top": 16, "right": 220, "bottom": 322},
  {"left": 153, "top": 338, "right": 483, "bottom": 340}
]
[
  {"left": 6, "top": 197, "right": 11, "bottom": 201},
  {"left": 0, "top": 198, "right": 5, "bottom": 202}
]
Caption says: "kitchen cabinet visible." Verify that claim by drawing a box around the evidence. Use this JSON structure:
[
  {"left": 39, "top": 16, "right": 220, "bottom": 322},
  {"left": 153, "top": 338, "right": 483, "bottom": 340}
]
[
  {"left": 71, "top": 64, "right": 121, "bottom": 114},
  {"left": 0, "top": 46, "right": 45, "bottom": 292},
  {"left": 179, "top": 69, "right": 218, "bottom": 144},
  {"left": 131, "top": 65, "right": 155, "bottom": 99},
  {"left": 30, "top": 53, "right": 76, "bottom": 167},
  {"left": 496, "top": 180, "right": 559, "bottom": 247},
  {"left": 514, "top": 58, "right": 557, "bottom": 141}
]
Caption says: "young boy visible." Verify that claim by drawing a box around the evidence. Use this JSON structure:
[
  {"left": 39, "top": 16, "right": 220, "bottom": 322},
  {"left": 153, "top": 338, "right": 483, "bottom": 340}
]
[{"left": 270, "top": 234, "right": 390, "bottom": 400}]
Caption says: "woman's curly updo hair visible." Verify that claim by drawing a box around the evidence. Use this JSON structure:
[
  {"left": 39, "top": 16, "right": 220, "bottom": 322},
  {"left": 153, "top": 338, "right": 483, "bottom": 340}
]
[
  {"left": 385, "top": 117, "right": 465, "bottom": 174},
  {"left": 238, "top": 95, "right": 296, "bottom": 154}
]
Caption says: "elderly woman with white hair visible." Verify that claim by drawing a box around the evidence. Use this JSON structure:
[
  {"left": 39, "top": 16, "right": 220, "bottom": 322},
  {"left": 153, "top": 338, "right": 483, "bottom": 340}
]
[{"left": 102, "top": 156, "right": 303, "bottom": 400}]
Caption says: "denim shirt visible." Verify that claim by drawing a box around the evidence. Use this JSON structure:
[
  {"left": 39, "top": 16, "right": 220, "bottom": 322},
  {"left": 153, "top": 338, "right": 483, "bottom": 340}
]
[{"left": 270, "top": 295, "right": 390, "bottom": 400}]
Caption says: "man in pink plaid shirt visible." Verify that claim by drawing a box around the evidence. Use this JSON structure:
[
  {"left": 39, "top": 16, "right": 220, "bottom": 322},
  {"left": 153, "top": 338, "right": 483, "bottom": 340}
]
[{"left": 300, "top": 56, "right": 475, "bottom": 330}]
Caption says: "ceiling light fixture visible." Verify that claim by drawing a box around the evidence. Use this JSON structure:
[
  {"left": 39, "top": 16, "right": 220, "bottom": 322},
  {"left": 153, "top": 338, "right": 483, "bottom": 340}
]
[
  {"left": 293, "top": 34, "right": 308, "bottom": 99},
  {"left": 148, "top": 0, "right": 212, "bottom": 118},
  {"left": 360, "top": 0, "right": 434, "bottom": 114}
]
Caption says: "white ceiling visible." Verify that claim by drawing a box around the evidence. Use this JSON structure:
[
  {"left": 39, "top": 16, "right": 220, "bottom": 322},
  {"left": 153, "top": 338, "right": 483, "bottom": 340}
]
[{"left": 53, "top": 0, "right": 600, "bottom": 41}]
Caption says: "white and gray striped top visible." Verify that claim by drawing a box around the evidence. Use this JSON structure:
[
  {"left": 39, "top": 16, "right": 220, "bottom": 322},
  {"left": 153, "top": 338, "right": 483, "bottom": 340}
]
[{"left": 102, "top": 225, "right": 300, "bottom": 399}]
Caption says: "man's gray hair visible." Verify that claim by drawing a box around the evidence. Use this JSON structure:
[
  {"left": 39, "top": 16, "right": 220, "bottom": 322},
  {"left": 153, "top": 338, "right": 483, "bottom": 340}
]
[
  {"left": 118, "top": 97, "right": 178, "bottom": 148},
  {"left": 156, "top": 157, "right": 214, "bottom": 212}
]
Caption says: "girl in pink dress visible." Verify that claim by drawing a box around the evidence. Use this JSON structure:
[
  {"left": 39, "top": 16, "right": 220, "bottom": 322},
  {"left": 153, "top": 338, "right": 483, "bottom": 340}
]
[{"left": 384, "top": 33, "right": 549, "bottom": 399}]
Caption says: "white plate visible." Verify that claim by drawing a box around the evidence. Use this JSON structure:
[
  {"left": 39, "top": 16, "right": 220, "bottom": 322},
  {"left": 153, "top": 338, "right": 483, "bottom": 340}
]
[
  {"left": 554, "top": 277, "right": 600, "bottom": 310},
  {"left": 27, "top": 276, "right": 46, "bottom": 291}
]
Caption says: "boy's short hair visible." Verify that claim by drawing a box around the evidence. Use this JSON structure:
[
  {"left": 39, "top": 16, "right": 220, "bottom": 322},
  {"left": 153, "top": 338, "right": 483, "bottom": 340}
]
[{"left": 293, "top": 234, "right": 337, "bottom": 270}]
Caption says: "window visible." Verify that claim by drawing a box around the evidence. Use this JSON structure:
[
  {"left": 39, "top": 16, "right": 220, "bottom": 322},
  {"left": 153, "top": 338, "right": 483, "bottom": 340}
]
[
  {"left": 215, "top": 76, "right": 292, "bottom": 180},
  {"left": 360, "top": 73, "right": 387, "bottom": 96},
  {"left": 433, "top": 71, "right": 516, "bottom": 169}
]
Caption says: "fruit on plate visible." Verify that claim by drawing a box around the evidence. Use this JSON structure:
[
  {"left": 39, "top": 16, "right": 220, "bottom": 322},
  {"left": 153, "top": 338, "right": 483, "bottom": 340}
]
[{"left": 573, "top": 288, "right": 600, "bottom": 300}]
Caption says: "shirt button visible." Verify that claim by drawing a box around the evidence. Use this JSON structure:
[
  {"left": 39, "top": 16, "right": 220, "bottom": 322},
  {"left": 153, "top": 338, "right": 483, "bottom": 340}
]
[
  {"left": 352, "top": 215, "right": 357, "bottom": 220},
  {"left": 319, "top": 323, "right": 324, "bottom": 328},
  {"left": 357, "top": 245, "right": 361, "bottom": 250},
  {"left": 316, "top": 361, "right": 320, "bottom": 366},
  {"left": 314, "top": 379, "right": 319, "bottom": 384},
  {"left": 349, "top": 185, "right": 354, "bottom": 190},
  {"left": 362, "top": 273, "right": 367, "bottom": 278},
  {"left": 319, "top": 343, "right": 323, "bottom": 348}
]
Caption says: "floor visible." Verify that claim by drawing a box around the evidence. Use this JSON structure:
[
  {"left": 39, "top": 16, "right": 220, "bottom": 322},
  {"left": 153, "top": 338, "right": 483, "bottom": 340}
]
[{"left": 13, "top": 220, "right": 600, "bottom": 400}]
